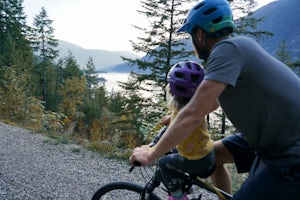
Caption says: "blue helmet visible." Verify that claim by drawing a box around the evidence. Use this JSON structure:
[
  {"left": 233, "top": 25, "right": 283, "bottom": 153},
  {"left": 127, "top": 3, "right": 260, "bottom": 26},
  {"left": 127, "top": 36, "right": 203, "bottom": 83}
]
[{"left": 177, "top": 0, "right": 234, "bottom": 35}]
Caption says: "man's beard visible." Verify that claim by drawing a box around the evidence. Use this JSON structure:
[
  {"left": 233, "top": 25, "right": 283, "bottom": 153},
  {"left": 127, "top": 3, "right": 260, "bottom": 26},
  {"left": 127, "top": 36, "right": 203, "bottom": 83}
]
[{"left": 192, "top": 37, "right": 210, "bottom": 61}]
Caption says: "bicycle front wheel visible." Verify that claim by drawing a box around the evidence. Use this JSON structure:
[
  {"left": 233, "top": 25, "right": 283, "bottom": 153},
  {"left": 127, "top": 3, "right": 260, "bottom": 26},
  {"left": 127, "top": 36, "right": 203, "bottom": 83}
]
[{"left": 91, "top": 181, "right": 162, "bottom": 200}]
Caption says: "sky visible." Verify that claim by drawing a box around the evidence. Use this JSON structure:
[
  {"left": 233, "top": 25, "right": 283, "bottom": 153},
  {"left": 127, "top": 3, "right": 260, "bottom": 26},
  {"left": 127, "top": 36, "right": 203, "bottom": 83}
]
[{"left": 23, "top": 0, "right": 276, "bottom": 54}]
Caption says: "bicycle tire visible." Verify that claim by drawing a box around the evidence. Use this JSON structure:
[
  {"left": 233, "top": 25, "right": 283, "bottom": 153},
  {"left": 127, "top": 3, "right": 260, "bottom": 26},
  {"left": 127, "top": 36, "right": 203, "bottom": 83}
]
[{"left": 91, "top": 181, "right": 162, "bottom": 200}]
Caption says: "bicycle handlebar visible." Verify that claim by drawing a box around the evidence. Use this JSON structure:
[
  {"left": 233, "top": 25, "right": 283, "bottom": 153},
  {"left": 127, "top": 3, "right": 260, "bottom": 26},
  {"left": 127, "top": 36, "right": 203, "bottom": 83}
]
[
  {"left": 129, "top": 126, "right": 168, "bottom": 172},
  {"left": 129, "top": 161, "right": 141, "bottom": 172}
]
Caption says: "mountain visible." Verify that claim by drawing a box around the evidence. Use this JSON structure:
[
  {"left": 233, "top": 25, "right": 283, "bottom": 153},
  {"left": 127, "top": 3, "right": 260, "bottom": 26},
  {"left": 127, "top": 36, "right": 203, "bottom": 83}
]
[
  {"left": 253, "top": 0, "right": 300, "bottom": 59},
  {"left": 111, "top": 39, "right": 200, "bottom": 73},
  {"left": 57, "top": 40, "right": 140, "bottom": 71},
  {"left": 112, "top": 0, "right": 300, "bottom": 73}
]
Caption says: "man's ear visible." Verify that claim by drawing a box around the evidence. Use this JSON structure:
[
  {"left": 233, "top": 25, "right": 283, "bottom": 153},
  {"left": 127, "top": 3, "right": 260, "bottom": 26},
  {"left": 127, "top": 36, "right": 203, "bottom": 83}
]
[
  {"left": 196, "top": 29, "right": 206, "bottom": 43},
  {"left": 192, "top": 29, "right": 203, "bottom": 44}
]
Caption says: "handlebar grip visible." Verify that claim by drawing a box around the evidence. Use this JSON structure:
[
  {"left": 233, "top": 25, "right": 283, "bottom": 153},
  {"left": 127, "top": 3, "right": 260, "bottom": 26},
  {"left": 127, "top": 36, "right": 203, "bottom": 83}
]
[{"left": 129, "top": 161, "right": 141, "bottom": 172}]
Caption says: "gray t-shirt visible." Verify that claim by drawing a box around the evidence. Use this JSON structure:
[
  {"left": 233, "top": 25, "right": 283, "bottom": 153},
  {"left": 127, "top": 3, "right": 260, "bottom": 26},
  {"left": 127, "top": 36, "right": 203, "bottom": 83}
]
[{"left": 205, "top": 36, "right": 300, "bottom": 167}]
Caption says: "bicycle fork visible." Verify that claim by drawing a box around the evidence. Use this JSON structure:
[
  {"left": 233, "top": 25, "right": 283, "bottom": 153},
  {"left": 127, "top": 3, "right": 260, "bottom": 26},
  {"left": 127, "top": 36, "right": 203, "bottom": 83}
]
[
  {"left": 140, "top": 181, "right": 158, "bottom": 200},
  {"left": 140, "top": 172, "right": 162, "bottom": 200}
]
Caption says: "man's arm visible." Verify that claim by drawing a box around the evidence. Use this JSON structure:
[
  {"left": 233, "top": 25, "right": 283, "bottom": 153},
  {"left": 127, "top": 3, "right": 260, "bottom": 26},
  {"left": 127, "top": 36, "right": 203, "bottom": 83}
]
[{"left": 130, "top": 80, "right": 227, "bottom": 166}]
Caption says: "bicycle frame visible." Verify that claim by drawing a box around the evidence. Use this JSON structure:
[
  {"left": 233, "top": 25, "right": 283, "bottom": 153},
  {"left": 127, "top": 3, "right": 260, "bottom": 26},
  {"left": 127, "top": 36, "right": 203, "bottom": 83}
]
[
  {"left": 186, "top": 174, "right": 232, "bottom": 199},
  {"left": 91, "top": 164, "right": 232, "bottom": 200},
  {"left": 131, "top": 165, "right": 232, "bottom": 200}
]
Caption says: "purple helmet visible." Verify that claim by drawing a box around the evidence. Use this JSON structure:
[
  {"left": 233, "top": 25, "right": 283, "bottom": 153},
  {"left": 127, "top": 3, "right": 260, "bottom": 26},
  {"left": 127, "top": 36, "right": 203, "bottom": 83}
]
[{"left": 167, "top": 61, "right": 205, "bottom": 98}]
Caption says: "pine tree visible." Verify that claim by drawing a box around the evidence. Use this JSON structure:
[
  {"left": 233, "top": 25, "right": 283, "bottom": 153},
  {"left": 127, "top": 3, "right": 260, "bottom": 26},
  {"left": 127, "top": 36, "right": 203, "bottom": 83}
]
[
  {"left": 114, "top": 0, "right": 199, "bottom": 142},
  {"left": 84, "top": 56, "right": 98, "bottom": 99},
  {"left": 123, "top": 0, "right": 198, "bottom": 98},
  {"left": 0, "top": 0, "right": 33, "bottom": 71},
  {"left": 276, "top": 40, "right": 291, "bottom": 64},
  {"left": 31, "top": 7, "right": 59, "bottom": 105},
  {"left": 81, "top": 85, "right": 109, "bottom": 134},
  {"left": 275, "top": 40, "right": 300, "bottom": 75},
  {"left": 60, "top": 51, "right": 83, "bottom": 80},
  {"left": 232, "top": 0, "right": 273, "bottom": 40},
  {"left": 289, "top": 61, "right": 300, "bottom": 76}
]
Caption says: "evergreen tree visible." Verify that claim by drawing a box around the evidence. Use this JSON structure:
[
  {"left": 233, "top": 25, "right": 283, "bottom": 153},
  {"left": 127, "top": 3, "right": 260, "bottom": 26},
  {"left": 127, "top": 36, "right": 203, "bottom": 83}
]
[
  {"left": 275, "top": 40, "right": 300, "bottom": 75},
  {"left": 115, "top": 0, "right": 199, "bottom": 143},
  {"left": 31, "top": 7, "right": 59, "bottom": 105},
  {"left": 123, "top": 0, "right": 198, "bottom": 98},
  {"left": 117, "top": 73, "right": 165, "bottom": 144},
  {"left": 58, "top": 77, "right": 86, "bottom": 134},
  {"left": 84, "top": 56, "right": 98, "bottom": 99},
  {"left": 61, "top": 51, "right": 83, "bottom": 80},
  {"left": 0, "top": 0, "right": 33, "bottom": 71},
  {"left": 232, "top": 0, "right": 273, "bottom": 40},
  {"left": 276, "top": 40, "right": 291, "bottom": 64},
  {"left": 107, "top": 91, "right": 127, "bottom": 115},
  {"left": 47, "top": 51, "right": 83, "bottom": 112},
  {"left": 289, "top": 61, "right": 300, "bottom": 76},
  {"left": 45, "top": 62, "right": 63, "bottom": 111},
  {"left": 81, "top": 85, "right": 109, "bottom": 132}
]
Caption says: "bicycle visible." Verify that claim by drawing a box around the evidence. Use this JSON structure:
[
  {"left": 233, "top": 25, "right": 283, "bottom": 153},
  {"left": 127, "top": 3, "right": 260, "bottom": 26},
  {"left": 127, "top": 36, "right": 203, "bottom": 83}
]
[
  {"left": 91, "top": 127, "right": 233, "bottom": 200},
  {"left": 91, "top": 163, "right": 232, "bottom": 200}
]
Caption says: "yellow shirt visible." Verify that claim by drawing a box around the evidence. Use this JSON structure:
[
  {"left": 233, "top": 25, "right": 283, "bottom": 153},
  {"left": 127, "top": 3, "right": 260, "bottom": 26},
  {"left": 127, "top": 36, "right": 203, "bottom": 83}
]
[{"left": 171, "top": 111, "right": 214, "bottom": 160}]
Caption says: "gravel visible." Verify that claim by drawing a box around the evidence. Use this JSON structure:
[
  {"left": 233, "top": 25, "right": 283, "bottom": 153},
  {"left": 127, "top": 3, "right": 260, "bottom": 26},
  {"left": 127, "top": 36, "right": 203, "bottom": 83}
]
[{"left": 0, "top": 122, "right": 218, "bottom": 200}]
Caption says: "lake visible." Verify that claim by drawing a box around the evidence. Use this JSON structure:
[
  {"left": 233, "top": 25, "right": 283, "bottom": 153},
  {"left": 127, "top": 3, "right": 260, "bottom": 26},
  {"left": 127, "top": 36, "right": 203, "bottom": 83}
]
[
  {"left": 97, "top": 72, "right": 130, "bottom": 92},
  {"left": 97, "top": 72, "right": 155, "bottom": 97}
]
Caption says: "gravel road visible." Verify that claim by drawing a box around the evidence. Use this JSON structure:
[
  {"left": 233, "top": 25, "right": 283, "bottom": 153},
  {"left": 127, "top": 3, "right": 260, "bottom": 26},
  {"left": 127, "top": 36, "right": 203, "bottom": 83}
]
[
  {"left": 0, "top": 122, "right": 148, "bottom": 200},
  {"left": 0, "top": 122, "right": 218, "bottom": 200}
]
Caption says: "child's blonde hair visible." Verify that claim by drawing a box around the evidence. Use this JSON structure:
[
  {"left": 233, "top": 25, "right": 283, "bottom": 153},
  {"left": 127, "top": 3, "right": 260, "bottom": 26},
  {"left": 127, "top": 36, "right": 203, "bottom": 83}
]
[{"left": 166, "top": 84, "right": 190, "bottom": 112}]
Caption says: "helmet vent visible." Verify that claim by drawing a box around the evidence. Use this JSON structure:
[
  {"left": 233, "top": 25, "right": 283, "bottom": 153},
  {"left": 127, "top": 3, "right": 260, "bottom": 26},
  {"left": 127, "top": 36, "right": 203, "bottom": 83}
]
[
  {"left": 186, "top": 62, "right": 192, "bottom": 69},
  {"left": 204, "top": 7, "right": 217, "bottom": 15},
  {"left": 175, "top": 72, "right": 186, "bottom": 80},
  {"left": 194, "top": 2, "right": 205, "bottom": 10},
  {"left": 191, "top": 74, "right": 200, "bottom": 84},
  {"left": 212, "top": 17, "right": 222, "bottom": 24},
  {"left": 175, "top": 85, "right": 187, "bottom": 93},
  {"left": 195, "top": 65, "right": 201, "bottom": 71}
]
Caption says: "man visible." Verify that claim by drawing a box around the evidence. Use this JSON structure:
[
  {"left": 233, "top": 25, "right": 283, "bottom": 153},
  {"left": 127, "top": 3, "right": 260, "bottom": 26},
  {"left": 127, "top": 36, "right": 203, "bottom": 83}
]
[{"left": 130, "top": 0, "right": 300, "bottom": 199}]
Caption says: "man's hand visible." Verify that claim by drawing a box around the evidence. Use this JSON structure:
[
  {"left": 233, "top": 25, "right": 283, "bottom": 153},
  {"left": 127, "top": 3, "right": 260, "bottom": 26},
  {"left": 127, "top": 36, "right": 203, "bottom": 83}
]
[{"left": 129, "top": 145, "right": 153, "bottom": 166}]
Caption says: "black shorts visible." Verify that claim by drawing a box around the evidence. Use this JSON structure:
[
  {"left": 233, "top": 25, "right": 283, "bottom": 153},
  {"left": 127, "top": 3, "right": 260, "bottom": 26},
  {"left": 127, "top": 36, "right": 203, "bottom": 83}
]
[
  {"left": 222, "top": 133, "right": 255, "bottom": 173},
  {"left": 222, "top": 133, "right": 300, "bottom": 199},
  {"left": 233, "top": 157, "right": 300, "bottom": 200}
]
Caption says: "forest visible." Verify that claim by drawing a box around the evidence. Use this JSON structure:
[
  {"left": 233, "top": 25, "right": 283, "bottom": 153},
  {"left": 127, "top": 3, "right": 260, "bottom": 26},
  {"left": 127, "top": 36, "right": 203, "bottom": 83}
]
[{"left": 0, "top": 0, "right": 298, "bottom": 165}]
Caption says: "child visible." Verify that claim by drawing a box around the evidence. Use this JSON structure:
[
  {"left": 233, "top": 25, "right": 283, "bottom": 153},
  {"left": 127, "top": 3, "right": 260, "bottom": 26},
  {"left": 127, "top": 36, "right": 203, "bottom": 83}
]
[{"left": 159, "top": 61, "right": 216, "bottom": 200}]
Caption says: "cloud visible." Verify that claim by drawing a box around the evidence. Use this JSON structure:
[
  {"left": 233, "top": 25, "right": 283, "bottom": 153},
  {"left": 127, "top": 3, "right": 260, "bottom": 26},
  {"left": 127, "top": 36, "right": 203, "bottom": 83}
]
[{"left": 23, "top": 0, "right": 143, "bottom": 52}]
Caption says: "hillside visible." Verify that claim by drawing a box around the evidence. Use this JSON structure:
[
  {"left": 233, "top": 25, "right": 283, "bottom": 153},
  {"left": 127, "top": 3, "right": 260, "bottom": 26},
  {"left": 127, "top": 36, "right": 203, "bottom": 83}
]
[
  {"left": 57, "top": 40, "right": 140, "bottom": 71},
  {"left": 111, "top": 39, "right": 199, "bottom": 73},
  {"left": 253, "top": 0, "right": 300, "bottom": 58}
]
